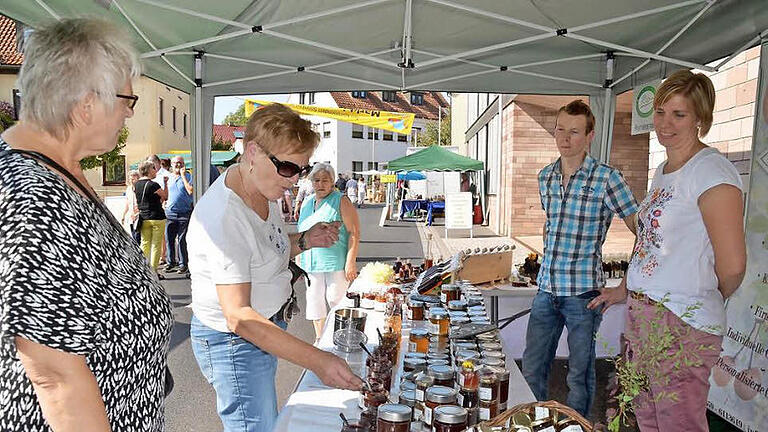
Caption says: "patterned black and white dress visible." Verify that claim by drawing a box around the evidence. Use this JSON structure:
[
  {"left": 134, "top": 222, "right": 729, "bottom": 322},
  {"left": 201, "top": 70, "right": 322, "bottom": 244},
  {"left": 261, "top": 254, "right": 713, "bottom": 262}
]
[{"left": 0, "top": 139, "right": 174, "bottom": 431}]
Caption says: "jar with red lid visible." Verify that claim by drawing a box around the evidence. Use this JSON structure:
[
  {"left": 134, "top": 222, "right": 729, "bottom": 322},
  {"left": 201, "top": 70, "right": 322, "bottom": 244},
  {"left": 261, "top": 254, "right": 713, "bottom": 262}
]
[
  {"left": 423, "top": 386, "right": 457, "bottom": 427},
  {"left": 432, "top": 405, "right": 468, "bottom": 432},
  {"left": 376, "top": 403, "right": 412, "bottom": 432},
  {"left": 427, "top": 365, "right": 455, "bottom": 388},
  {"left": 477, "top": 367, "right": 499, "bottom": 402}
]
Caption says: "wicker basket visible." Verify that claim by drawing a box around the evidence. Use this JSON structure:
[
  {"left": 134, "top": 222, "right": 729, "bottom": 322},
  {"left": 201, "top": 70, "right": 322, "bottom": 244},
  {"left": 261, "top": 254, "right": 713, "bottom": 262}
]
[{"left": 473, "top": 400, "right": 594, "bottom": 431}]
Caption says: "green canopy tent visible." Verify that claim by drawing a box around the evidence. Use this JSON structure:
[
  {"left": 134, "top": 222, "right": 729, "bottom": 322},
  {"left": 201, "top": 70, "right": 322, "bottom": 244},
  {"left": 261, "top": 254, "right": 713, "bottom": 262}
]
[
  {"left": 387, "top": 146, "right": 483, "bottom": 172},
  {"left": 129, "top": 151, "right": 238, "bottom": 170}
]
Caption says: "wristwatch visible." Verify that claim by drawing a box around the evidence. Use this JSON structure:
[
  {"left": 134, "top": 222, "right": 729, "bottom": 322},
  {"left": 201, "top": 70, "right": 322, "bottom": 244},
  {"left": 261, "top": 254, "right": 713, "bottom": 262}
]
[{"left": 298, "top": 231, "right": 308, "bottom": 251}]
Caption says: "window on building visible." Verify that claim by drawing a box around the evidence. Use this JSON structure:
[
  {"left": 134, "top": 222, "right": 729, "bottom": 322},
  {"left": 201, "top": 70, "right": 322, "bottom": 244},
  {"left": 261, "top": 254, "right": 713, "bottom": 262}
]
[
  {"left": 411, "top": 92, "right": 424, "bottom": 105},
  {"left": 352, "top": 91, "right": 367, "bottom": 99},
  {"left": 382, "top": 91, "right": 396, "bottom": 102},
  {"left": 352, "top": 123, "right": 364, "bottom": 139},
  {"left": 367, "top": 128, "right": 379, "bottom": 140},
  {"left": 383, "top": 130, "right": 393, "bottom": 141},
  {"left": 172, "top": 106, "right": 177, "bottom": 132},
  {"left": 323, "top": 122, "right": 331, "bottom": 138},
  {"left": 158, "top": 98, "right": 164, "bottom": 126},
  {"left": 367, "top": 161, "right": 379, "bottom": 171},
  {"left": 411, "top": 126, "right": 422, "bottom": 144},
  {"left": 299, "top": 93, "right": 306, "bottom": 104},
  {"left": 102, "top": 155, "right": 126, "bottom": 186},
  {"left": 309, "top": 92, "right": 316, "bottom": 104},
  {"left": 397, "top": 133, "right": 408, "bottom": 142},
  {"left": 183, "top": 113, "right": 188, "bottom": 137},
  {"left": 352, "top": 160, "right": 363, "bottom": 173}
]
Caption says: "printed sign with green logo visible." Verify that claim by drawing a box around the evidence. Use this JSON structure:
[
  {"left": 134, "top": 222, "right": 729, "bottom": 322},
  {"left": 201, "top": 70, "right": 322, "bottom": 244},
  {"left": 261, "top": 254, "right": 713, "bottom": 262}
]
[{"left": 632, "top": 79, "right": 661, "bottom": 135}]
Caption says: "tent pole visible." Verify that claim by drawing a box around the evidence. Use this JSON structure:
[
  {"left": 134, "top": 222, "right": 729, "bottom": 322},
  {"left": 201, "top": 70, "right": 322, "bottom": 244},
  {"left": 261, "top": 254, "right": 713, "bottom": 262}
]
[
  {"left": 402, "top": 0, "right": 414, "bottom": 68},
  {"left": 598, "top": 53, "right": 616, "bottom": 164},
  {"left": 33, "top": 0, "right": 60, "bottom": 20},
  {"left": 412, "top": 67, "right": 602, "bottom": 89},
  {"left": 611, "top": 0, "right": 717, "bottom": 88},
  {"left": 714, "top": 29, "right": 768, "bottom": 71},
  {"left": 193, "top": 52, "right": 206, "bottom": 202},
  {"left": 495, "top": 95, "right": 503, "bottom": 234}
]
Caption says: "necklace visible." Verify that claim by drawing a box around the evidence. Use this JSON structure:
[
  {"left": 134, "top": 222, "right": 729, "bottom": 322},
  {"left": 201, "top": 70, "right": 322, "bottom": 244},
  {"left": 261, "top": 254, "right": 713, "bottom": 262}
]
[{"left": 237, "top": 164, "right": 265, "bottom": 213}]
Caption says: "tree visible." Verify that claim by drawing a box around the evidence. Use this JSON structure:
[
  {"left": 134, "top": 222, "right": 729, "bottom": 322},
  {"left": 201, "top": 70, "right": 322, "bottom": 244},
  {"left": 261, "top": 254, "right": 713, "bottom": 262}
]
[
  {"left": 80, "top": 127, "right": 129, "bottom": 170},
  {"left": 415, "top": 110, "right": 451, "bottom": 147},
  {"left": 211, "top": 135, "right": 233, "bottom": 151},
  {"left": 222, "top": 103, "right": 248, "bottom": 126},
  {"left": 0, "top": 101, "right": 15, "bottom": 132}
]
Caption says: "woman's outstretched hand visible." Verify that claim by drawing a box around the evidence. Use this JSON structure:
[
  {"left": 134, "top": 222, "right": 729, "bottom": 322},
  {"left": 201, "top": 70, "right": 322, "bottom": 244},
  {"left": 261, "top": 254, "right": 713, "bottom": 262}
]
[{"left": 305, "top": 221, "right": 342, "bottom": 249}]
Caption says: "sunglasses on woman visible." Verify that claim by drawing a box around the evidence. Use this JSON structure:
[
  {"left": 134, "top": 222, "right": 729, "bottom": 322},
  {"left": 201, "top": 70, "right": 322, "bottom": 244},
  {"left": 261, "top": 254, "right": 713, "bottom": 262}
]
[{"left": 263, "top": 149, "right": 313, "bottom": 178}]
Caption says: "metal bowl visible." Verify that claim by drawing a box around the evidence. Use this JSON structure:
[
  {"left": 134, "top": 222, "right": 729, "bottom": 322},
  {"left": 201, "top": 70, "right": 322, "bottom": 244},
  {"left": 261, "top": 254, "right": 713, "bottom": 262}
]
[{"left": 333, "top": 327, "right": 368, "bottom": 352}]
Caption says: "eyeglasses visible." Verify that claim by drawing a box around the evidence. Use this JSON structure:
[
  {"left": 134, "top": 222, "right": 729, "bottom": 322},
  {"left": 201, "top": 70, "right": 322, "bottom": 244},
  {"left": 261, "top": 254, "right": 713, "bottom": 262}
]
[
  {"left": 116, "top": 93, "right": 139, "bottom": 109},
  {"left": 261, "top": 147, "right": 312, "bottom": 178}
]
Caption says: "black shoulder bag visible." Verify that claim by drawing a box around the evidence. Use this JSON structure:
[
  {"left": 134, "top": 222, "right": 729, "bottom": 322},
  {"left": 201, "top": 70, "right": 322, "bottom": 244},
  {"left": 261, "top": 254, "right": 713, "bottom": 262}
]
[{"left": 0, "top": 148, "right": 175, "bottom": 397}]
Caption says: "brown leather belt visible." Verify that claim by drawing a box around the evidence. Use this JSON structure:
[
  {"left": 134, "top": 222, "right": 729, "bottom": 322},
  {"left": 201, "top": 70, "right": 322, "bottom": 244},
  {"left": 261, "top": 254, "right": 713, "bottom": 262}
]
[{"left": 628, "top": 290, "right": 658, "bottom": 306}]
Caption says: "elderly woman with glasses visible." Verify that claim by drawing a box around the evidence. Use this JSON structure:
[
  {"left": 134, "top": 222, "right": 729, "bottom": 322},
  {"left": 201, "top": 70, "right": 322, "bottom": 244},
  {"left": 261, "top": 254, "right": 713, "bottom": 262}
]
[
  {"left": 187, "top": 103, "right": 362, "bottom": 432},
  {"left": 0, "top": 18, "right": 172, "bottom": 431},
  {"left": 298, "top": 163, "right": 361, "bottom": 340}
]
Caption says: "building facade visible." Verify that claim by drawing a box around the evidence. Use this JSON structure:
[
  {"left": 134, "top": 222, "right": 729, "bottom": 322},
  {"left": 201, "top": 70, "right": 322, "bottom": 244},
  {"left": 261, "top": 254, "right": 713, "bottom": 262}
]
[{"left": 285, "top": 91, "right": 448, "bottom": 177}]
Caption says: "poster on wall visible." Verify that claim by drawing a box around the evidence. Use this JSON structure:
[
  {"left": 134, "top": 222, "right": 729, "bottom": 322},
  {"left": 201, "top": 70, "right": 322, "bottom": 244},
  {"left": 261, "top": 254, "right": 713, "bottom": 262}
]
[
  {"left": 708, "top": 39, "right": 768, "bottom": 432},
  {"left": 631, "top": 79, "right": 662, "bottom": 135}
]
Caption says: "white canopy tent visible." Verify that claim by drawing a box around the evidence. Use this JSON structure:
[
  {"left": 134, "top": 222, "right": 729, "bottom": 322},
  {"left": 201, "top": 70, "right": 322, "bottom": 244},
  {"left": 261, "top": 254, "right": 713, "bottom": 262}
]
[{"left": 2, "top": 0, "right": 768, "bottom": 200}]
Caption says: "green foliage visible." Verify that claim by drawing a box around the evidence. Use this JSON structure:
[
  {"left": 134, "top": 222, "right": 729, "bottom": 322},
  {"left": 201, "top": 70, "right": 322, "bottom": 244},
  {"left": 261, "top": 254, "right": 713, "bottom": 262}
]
[
  {"left": 606, "top": 294, "right": 718, "bottom": 431},
  {"left": 222, "top": 103, "right": 248, "bottom": 126},
  {"left": 79, "top": 127, "right": 129, "bottom": 171},
  {"left": 415, "top": 111, "right": 451, "bottom": 147}
]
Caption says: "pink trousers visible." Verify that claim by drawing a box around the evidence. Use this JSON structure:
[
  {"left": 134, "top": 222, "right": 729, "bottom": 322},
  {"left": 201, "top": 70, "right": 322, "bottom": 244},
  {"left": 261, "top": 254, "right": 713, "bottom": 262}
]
[{"left": 624, "top": 296, "right": 722, "bottom": 432}]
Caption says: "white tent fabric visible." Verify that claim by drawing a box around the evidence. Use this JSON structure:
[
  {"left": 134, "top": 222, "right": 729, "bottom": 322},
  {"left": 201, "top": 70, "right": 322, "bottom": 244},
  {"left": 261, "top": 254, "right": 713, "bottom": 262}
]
[{"left": 2, "top": 0, "right": 768, "bottom": 199}]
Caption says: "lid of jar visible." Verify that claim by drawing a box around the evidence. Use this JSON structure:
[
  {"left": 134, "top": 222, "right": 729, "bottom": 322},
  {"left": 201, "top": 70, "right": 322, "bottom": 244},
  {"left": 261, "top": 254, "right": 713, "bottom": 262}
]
[
  {"left": 428, "top": 364, "right": 454, "bottom": 379},
  {"left": 447, "top": 300, "right": 467, "bottom": 308},
  {"left": 477, "top": 366, "right": 499, "bottom": 381},
  {"left": 510, "top": 411, "right": 533, "bottom": 427},
  {"left": 415, "top": 373, "right": 434, "bottom": 386},
  {"left": 470, "top": 317, "right": 491, "bottom": 324},
  {"left": 408, "top": 299, "right": 425, "bottom": 307},
  {"left": 467, "top": 309, "right": 487, "bottom": 317},
  {"left": 426, "top": 385, "right": 458, "bottom": 402},
  {"left": 456, "top": 349, "right": 480, "bottom": 360},
  {"left": 433, "top": 405, "right": 468, "bottom": 424},
  {"left": 400, "top": 380, "right": 417, "bottom": 392},
  {"left": 442, "top": 284, "right": 460, "bottom": 290},
  {"left": 427, "top": 352, "right": 449, "bottom": 361},
  {"left": 476, "top": 332, "right": 498, "bottom": 340},
  {"left": 427, "top": 359, "right": 450, "bottom": 366},
  {"left": 455, "top": 341, "right": 477, "bottom": 350},
  {"left": 377, "top": 404, "right": 413, "bottom": 422},
  {"left": 410, "top": 328, "right": 429, "bottom": 338},
  {"left": 405, "top": 352, "right": 428, "bottom": 360},
  {"left": 481, "top": 350, "right": 505, "bottom": 359},
  {"left": 480, "top": 342, "right": 503, "bottom": 351},
  {"left": 450, "top": 317, "right": 471, "bottom": 324},
  {"left": 480, "top": 357, "right": 505, "bottom": 367},
  {"left": 530, "top": 418, "right": 553, "bottom": 427},
  {"left": 556, "top": 417, "right": 579, "bottom": 426},
  {"left": 398, "top": 390, "right": 417, "bottom": 406},
  {"left": 429, "top": 308, "right": 449, "bottom": 319},
  {"left": 404, "top": 358, "right": 428, "bottom": 369}
]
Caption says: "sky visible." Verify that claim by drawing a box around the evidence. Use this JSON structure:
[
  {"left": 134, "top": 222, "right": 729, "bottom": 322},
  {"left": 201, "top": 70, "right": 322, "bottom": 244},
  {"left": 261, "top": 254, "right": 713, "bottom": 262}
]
[{"left": 213, "top": 94, "right": 289, "bottom": 124}]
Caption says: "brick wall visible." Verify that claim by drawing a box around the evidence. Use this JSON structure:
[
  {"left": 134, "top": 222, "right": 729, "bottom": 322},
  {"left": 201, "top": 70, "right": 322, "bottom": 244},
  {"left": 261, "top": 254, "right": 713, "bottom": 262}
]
[
  {"left": 488, "top": 100, "right": 649, "bottom": 237},
  {"left": 649, "top": 46, "right": 760, "bottom": 191}
]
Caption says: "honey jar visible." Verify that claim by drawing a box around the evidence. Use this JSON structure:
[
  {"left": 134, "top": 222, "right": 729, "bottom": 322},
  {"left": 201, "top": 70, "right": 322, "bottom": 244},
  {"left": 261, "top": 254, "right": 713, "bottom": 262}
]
[
  {"left": 427, "top": 364, "right": 455, "bottom": 388},
  {"left": 477, "top": 367, "right": 499, "bottom": 402},
  {"left": 429, "top": 308, "right": 450, "bottom": 336},
  {"left": 408, "top": 329, "right": 429, "bottom": 354},
  {"left": 407, "top": 299, "right": 425, "bottom": 321},
  {"left": 376, "top": 403, "right": 412, "bottom": 432},
  {"left": 478, "top": 398, "right": 498, "bottom": 421},
  {"left": 440, "top": 285, "right": 460, "bottom": 305},
  {"left": 423, "top": 386, "right": 457, "bottom": 427},
  {"left": 432, "top": 405, "right": 468, "bottom": 432}
]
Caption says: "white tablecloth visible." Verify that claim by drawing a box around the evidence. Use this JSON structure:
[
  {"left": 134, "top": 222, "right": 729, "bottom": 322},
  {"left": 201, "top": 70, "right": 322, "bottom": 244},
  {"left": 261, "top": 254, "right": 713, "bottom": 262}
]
[{"left": 274, "top": 295, "right": 535, "bottom": 431}]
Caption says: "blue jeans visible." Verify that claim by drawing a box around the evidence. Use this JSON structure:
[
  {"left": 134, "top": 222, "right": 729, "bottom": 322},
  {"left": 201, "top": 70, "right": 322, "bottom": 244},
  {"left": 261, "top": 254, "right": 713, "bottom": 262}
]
[
  {"left": 522, "top": 290, "right": 603, "bottom": 417},
  {"left": 190, "top": 314, "right": 288, "bottom": 432},
  {"left": 165, "top": 214, "right": 190, "bottom": 266}
]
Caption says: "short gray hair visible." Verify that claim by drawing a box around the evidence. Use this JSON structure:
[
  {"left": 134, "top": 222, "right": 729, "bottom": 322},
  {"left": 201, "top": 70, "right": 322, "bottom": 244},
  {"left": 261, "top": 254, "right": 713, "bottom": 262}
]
[
  {"left": 18, "top": 17, "right": 142, "bottom": 140},
  {"left": 138, "top": 160, "right": 154, "bottom": 177},
  {"left": 309, "top": 163, "right": 335, "bottom": 181}
]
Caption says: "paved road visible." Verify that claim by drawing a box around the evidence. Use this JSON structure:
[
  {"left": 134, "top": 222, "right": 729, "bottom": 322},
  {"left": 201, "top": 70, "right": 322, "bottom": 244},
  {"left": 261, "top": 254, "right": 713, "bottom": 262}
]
[{"left": 163, "top": 204, "right": 422, "bottom": 431}]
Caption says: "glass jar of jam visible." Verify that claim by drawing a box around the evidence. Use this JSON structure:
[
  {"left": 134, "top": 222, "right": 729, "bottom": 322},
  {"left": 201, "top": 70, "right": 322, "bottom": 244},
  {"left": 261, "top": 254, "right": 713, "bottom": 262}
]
[
  {"left": 398, "top": 390, "right": 416, "bottom": 408},
  {"left": 479, "top": 357, "right": 505, "bottom": 368},
  {"left": 403, "top": 357, "right": 427, "bottom": 374},
  {"left": 400, "top": 380, "right": 416, "bottom": 393},
  {"left": 555, "top": 417, "right": 583, "bottom": 432},
  {"left": 447, "top": 311, "right": 469, "bottom": 320},
  {"left": 458, "top": 360, "right": 479, "bottom": 390},
  {"left": 405, "top": 352, "right": 427, "bottom": 360},
  {"left": 429, "top": 308, "right": 450, "bottom": 336},
  {"left": 477, "top": 367, "right": 499, "bottom": 402},
  {"left": 455, "top": 350, "right": 481, "bottom": 368},
  {"left": 530, "top": 417, "right": 556, "bottom": 432},
  {"left": 427, "top": 359, "right": 450, "bottom": 367},
  {"left": 414, "top": 373, "right": 434, "bottom": 402},
  {"left": 433, "top": 405, "right": 468, "bottom": 432},
  {"left": 427, "top": 352, "right": 450, "bottom": 363},
  {"left": 476, "top": 331, "right": 499, "bottom": 342},
  {"left": 490, "top": 367, "right": 510, "bottom": 409},
  {"left": 466, "top": 407, "right": 479, "bottom": 427},
  {"left": 440, "top": 285, "right": 460, "bottom": 305},
  {"left": 449, "top": 317, "right": 471, "bottom": 328},
  {"left": 453, "top": 341, "right": 477, "bottom": 353},
  {"left": 457, "top": 387, "right": 479, "bottom": 409},
  {"left": 428, "top": 339, "right": 450, "bottom": 354},
  {"left": 479, "top": 342, "right": 503, "bottom": 352},
  {"left": 407, "top": 299, "right": 425, "bottom": 321},
  {"left": 408, "top": 329, "right": 429, "bottom": 354},
  {"left": 423, "top": 386, "right": 457, "bottom": 427},
  {"left": 481, "top": 350, "right": 506, "bottom": 362},
  {"left": 478, "top": 398, "right": 499, "bottom": 422},
  {"left": 427, "top": 365, "right": 455, "bottom": 388},
  {"left": 447, "top": 299, "right": 468, "bottom": 311},
  {"left": 376, "top": 403, "right": 412, "bottom": 432},
  {"left": 360, "top": 408, "right": 378, "bottom": 430},
  {"left": 467, "top": 309, "right": 487, "bottom": 317}
]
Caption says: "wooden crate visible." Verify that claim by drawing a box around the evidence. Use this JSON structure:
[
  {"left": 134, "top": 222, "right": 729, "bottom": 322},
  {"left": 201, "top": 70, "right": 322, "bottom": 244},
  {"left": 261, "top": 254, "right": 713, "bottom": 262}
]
[{"left": 454, "top": 251, "right": 513, "bottom": 285}]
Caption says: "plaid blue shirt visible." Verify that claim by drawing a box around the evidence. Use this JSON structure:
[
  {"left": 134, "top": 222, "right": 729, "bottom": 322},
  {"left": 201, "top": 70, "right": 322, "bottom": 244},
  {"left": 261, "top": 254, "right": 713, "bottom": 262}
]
[{"left": 537, "top": 155, "right": 638, "bottom": 296}]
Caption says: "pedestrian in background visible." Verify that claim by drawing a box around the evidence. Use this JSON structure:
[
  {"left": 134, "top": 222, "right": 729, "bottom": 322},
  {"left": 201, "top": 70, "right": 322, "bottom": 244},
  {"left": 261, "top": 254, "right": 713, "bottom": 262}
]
[
  {"left": 122, "top": 169, "right": 141, "bottom": 244},
  {"left": 164, "top": 155, "right": 193, "bottom": 274},
  {"left": 345, "top": 175, "right": 358, "bottom": 206},
  {"left": 294, "top": 176, "right": 314, "bottom": 221},
  {"left": 0, "top": 17, "right": 172, "bottom": 431},
  {"left": 298, "top": 163, "right": 361, "bottom": 340},
  {"left": 357, "top": 176, "right": 366, "bottom": 208},
  {"left": 136, "top": 160, "right": 168, "bottom": 272},
  {"left": 335, "top": 172, "right": 347, "bottom": 192}
]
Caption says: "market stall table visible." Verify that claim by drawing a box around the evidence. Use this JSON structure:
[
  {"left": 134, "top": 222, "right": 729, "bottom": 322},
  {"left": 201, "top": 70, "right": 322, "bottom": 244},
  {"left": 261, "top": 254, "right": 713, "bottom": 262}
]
[
  {"left": 274, "top": 286, "right": 536, "bottom": 432},
  {"left": 425, "top": 201, "right": 445, "bottom": 226},
  {"left": 399, "top": 199, "right": 429, "bottom": 220}
]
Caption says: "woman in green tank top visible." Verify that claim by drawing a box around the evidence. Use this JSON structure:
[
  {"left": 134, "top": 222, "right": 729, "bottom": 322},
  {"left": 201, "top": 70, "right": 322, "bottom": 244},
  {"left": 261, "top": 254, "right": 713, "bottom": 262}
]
[{"left": 297, "top": 163, "right": 361, "bottom": 339}]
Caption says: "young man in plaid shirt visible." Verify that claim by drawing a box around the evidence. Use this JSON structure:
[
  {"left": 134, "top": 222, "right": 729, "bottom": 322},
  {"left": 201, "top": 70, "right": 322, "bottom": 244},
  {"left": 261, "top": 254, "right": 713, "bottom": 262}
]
[{"left": 522, "top": 100, "right": 638, "bottom": 417}]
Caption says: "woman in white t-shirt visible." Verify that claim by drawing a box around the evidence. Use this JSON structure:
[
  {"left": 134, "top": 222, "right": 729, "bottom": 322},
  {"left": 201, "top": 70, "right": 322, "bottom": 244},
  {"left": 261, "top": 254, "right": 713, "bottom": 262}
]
[
  {"left": 588, "top": 70, "right": 746, "bottom": 431},
  {"left": 187, "top": 104, "right": 362, "bottom": 432}
]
